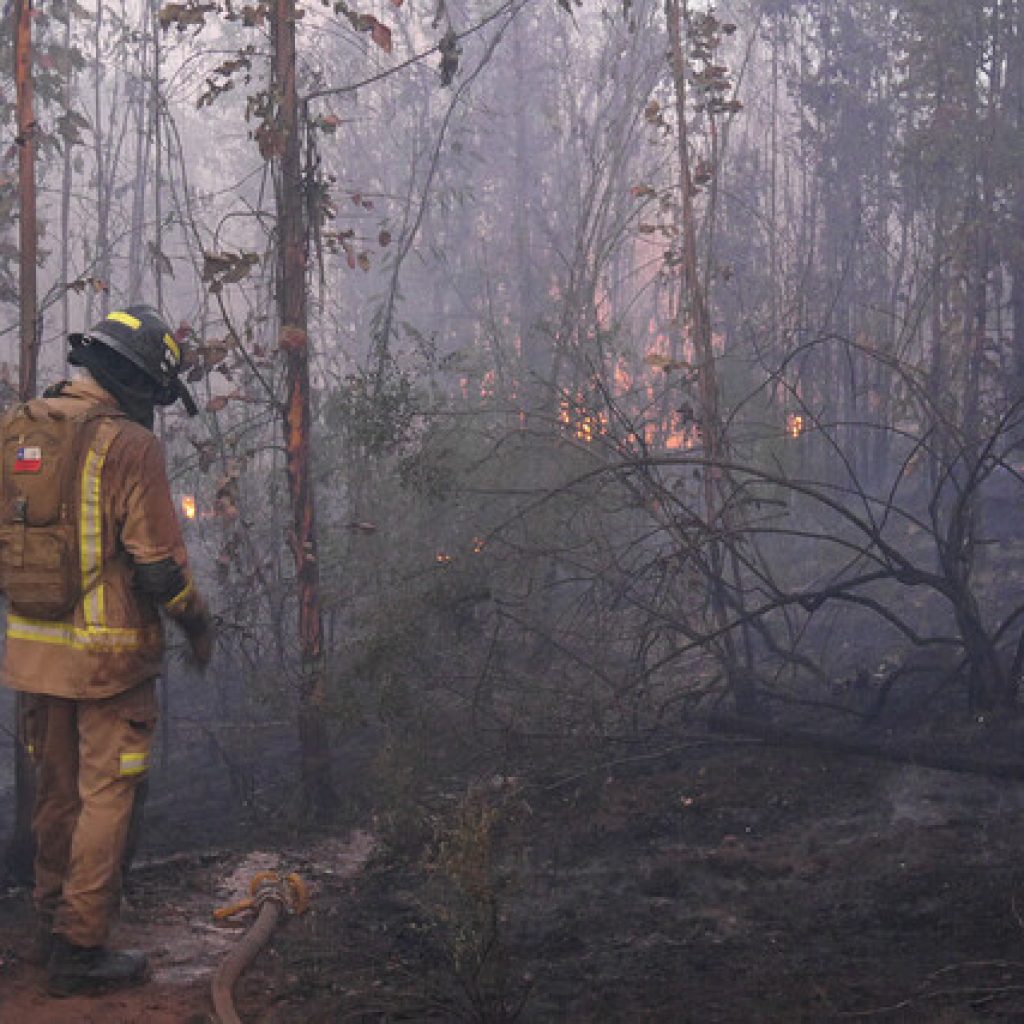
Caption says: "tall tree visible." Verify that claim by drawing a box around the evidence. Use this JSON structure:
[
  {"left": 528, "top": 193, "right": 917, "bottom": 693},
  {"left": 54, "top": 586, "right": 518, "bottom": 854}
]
[
  {"left": 6, "top": 0, "right": 39, "bottom": 883},
  {"left": 16, "top": 0, "right": 38, "bottom": 399},
  {"left": 272, "top": 0, "right": 335, "bottom": 816}
]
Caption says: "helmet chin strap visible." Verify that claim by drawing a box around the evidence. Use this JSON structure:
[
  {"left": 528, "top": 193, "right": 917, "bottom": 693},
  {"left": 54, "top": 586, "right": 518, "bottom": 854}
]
[{"left": 174, "top": 380, "right": 199, "bottom": 417}]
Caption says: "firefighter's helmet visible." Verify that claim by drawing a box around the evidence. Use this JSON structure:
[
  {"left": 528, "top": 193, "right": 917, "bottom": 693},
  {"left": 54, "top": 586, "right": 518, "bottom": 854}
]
[{"left": 69, "top": 306, "right": 198, "bottom": 415}]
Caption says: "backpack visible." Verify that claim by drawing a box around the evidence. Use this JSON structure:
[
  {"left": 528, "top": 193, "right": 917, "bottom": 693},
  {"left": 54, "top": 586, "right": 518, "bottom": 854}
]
[{"left": 0, "top": 399, "right": 123, "bottom": 619}]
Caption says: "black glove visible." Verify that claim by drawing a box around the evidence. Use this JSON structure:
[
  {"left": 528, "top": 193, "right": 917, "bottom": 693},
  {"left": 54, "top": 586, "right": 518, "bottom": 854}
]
[{"left": 179, "top": 596, "right": 215, "bottom": 670}]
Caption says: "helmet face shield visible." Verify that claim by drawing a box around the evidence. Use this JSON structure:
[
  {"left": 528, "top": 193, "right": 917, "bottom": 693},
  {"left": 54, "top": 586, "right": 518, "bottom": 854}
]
[{"left": 69, "top": 305, "right": 198, "bottom": 417}]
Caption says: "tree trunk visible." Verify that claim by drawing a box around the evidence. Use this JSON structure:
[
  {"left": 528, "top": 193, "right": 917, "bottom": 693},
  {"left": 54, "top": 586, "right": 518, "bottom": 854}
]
[
  {"left": 512, "top": 16, "right": 541, "bottom": 415},
  {"left": 17, "top": 0, "right": 38, "bottom": 403},
  {"left": 272, "top": 0, "right": 335, "bottom": 817},
  {"left": 127, "top": 20, "right": 151, "bottom": 304},
  {"left": 6, "top": 0, "right": 39, "bottom": 885},
  {"left": 91, "top": 0, "right": 110, "bottom": 316},
  {"left": 59, "top": 0, "right": 74, "bottom": 375},
  {"left": 665, "top": 0, "right": 755, "bottom": 712}
]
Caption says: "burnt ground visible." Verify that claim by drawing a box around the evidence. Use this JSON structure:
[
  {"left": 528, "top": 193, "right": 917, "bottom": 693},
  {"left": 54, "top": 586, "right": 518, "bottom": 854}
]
[
  {"left": 5, "top": 726, "right": 1024, "bottom": 1022},
  {"left": 272, "top": 738, "right": 1024, "bottom": 1024}
]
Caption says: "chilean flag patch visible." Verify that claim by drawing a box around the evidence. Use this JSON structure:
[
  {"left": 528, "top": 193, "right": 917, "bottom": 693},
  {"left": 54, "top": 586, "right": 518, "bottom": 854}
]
[{"left": 14, "top": 446, "right": 42, "bottom": 473}]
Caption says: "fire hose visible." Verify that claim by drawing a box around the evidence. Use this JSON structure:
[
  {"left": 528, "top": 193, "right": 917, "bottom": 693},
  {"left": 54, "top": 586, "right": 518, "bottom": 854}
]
[{"left": 211, "top": 870, "right": 310, "bottom": 1024}]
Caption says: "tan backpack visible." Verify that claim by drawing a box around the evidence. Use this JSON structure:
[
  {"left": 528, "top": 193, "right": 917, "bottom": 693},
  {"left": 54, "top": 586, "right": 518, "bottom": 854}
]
[{"left": 0, "top": 399, "right": 123, "bottom": 619}]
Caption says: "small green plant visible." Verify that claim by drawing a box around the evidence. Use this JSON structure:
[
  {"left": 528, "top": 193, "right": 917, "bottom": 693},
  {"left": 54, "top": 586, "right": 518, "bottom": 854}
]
[{"left": 428, "top": 786, "right": 532, "bottom": 1024}]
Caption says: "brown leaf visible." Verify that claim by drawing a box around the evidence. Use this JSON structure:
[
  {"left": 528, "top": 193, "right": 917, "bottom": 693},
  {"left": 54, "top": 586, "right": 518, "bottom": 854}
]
[
  {"left": 357, "top": 252, "right": 371, "bottom": 272},
  {"left": 254, "top": 122, "right": 285, "bottom": 159},
  {"left": 370, "top": 19, "right": 392, "bottom": 52},
  {"left": 202, "top": 250, "right": 259, "bottom": 287},
  {"left": 158, "top": 0, "right": 217, "bottom": 30},
  {"left": 66, "top": 276, "right": 109, "bottom": 294},
  {"left": 203, "top": 342, "right": 230, "bottom": 367},
  {"left": 378, "top": 229, "right": 392, "bottom": 247},
  {"left": 201, "top": 252, "right": 234, "bottom": 281},
  {"left": 240, "top": 3, "right": 265, "bottom": 26}
]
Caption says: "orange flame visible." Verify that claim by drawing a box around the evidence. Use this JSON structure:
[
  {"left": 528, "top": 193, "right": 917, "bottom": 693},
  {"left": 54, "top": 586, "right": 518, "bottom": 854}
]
[
  {"left": 559, "top": 394, "right": 605, "bottom": 443},
  {"left": 664, "top": 424, "right": 698, "bottom": 451},
  {"left": 786, "top": 414, "right": 805, "bottom": 439},
  {"left": 181, "top": 495, "right": 197, "bottom": 520}
]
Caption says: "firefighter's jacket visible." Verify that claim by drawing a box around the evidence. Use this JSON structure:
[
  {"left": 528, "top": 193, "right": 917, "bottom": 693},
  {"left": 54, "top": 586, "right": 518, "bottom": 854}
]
[{"left": 1, "top": 377, "right": 196, "bottom": 700}]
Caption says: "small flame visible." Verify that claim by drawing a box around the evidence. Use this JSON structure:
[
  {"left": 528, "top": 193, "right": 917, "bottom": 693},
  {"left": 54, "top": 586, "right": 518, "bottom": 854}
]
[
  {"left": 664, "top": 425, "right": 697, "bottom": 451},
  {"left": 786, "top": 414, "right": 804, "bottom": 439},
  {"left": 182, "top": 495, "right": 197, "bottom": 520},
  {"left": 559, "top": 394, "right": 605, "bottom": 443},
  {"left": 436, "top": 552, "right": 452, "bottom": 565},
  {"left": 472, "top": 537, "right": 485, "bottom": 554}
]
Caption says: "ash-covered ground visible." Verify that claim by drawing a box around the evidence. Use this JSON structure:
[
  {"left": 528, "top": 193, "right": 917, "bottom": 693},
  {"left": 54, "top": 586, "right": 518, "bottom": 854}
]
[{"left": 5, "top": 715, "right": 1024, "bottom": 1022}]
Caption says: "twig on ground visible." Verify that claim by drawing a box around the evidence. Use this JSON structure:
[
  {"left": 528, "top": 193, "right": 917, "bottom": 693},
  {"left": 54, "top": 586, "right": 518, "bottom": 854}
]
[
  {"left": 1012, "top": 894, "right": 1024, "bottom": 934},
  {"left": 833, "top": 960, "right": 1024, "bottom": 1019}
]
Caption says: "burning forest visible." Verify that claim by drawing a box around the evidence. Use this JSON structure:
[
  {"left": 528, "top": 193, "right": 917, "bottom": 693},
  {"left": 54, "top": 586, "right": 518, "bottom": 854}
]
[{"left": 3, "top": 0, "right": 1024, "bottom": 1020}]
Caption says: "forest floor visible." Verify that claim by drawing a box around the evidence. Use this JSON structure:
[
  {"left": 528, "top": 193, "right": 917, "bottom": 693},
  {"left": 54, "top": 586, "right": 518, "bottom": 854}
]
[{"left": 4, "top": 727, "right": 1024, "bottom": 1022}]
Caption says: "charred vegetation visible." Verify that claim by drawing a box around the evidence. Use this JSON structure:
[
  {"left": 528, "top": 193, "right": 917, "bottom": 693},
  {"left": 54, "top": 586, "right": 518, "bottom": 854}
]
[{"left": 3, "top": 0, "right": 1024, "bottom": 1019}]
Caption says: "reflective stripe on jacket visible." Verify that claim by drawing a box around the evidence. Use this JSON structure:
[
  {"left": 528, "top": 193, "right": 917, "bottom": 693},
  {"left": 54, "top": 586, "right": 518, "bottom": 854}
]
[{"left": 2, "top": 377, "right": 191, "bottom": 699}]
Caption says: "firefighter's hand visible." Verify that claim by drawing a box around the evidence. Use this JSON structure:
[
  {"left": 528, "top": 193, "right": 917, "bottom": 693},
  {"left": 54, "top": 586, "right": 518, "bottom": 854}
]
[{"left": 181, "top": 602, "right": 215, "bottom": 670}]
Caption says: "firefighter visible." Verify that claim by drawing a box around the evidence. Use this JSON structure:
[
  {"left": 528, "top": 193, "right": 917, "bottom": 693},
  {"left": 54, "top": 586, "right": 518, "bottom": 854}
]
[{"left": 2, "top": 305, "right": 214, "bottom": 997}]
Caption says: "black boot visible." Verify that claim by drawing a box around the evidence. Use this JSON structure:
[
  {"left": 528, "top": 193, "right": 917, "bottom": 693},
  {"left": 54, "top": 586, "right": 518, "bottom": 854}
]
[{"left": 46, "top": 935, "right": 149, "bottom": 997}]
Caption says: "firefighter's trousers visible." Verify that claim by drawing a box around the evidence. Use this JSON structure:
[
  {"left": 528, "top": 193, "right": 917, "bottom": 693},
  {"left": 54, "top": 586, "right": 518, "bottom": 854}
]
[{"left": 22, "top": 680, "right": 158, "bottom": 948}]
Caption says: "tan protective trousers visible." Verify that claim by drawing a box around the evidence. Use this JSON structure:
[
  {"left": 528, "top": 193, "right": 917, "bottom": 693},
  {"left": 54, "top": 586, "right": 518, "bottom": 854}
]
[{"left": 21, "top": 680, "right": 157, "bottom": 948}]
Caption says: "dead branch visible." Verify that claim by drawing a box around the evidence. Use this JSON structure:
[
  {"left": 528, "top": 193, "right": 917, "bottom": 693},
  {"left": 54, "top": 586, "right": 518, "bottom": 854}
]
[{"left": 707, "top": 713, "right": 1024, "bottom": 781}]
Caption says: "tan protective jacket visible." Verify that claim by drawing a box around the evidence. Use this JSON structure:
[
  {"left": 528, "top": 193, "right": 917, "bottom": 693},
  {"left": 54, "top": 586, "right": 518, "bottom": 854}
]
[{"left": 2, "top": 377, "right": 197, "bottom": 700}]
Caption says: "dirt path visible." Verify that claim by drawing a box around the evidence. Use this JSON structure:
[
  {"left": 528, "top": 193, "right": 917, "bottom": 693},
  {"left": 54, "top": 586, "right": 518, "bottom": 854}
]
[{"left": 0, "top": 830, "right": 375, "bottom": 1023}]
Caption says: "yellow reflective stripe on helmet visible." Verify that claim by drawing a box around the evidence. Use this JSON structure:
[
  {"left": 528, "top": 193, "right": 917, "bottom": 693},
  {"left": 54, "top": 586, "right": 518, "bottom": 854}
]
[
  {"left": 7, "top": 614, "right": 158, "bottom": 651},
  {"left": 80, "top": 434, "right": 114, "bottom": 628},
  {"left": 119, "top": 751, "right": 148, "bottom": 777},
  {"left": 107, "top": 310, "right": 141, "bottom": 330},
  {"left": 163, "top": 332, "right": 180, "bottom": 362}
]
